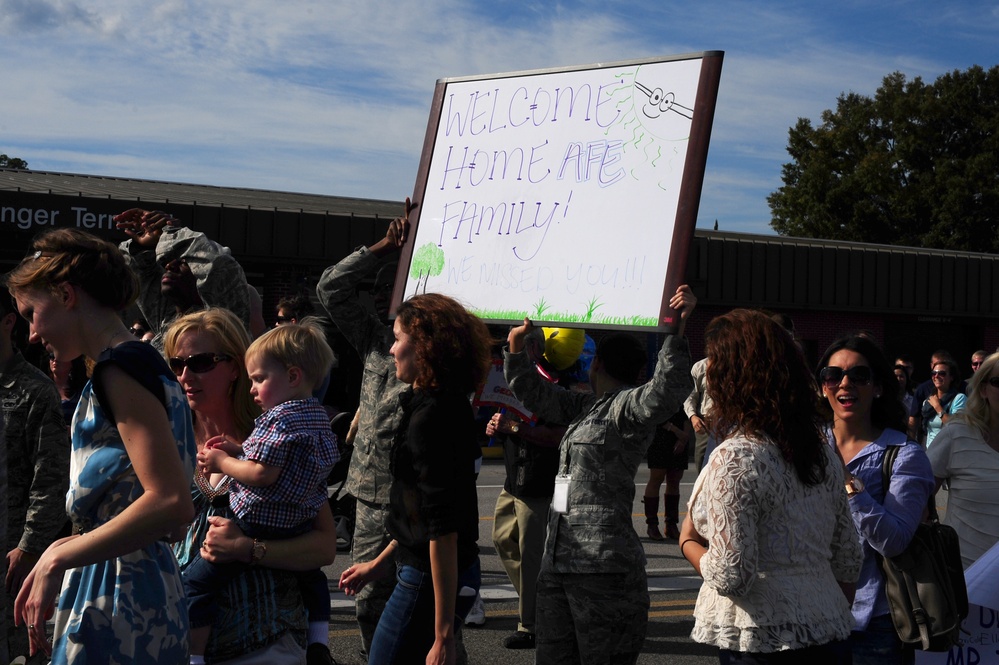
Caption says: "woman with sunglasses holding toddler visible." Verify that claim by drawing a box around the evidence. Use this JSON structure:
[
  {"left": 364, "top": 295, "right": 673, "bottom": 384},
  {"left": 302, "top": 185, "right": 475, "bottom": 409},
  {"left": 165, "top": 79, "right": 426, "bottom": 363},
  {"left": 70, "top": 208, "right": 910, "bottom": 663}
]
[
  {"left": 164, "top": 309, "right": 339, "bottom": 664},
  {"left": 926, "top": 351, "right": 999, "bottom": 569},
  {"left": 817, "top": 335, "right": 934, "bottom": 664}
]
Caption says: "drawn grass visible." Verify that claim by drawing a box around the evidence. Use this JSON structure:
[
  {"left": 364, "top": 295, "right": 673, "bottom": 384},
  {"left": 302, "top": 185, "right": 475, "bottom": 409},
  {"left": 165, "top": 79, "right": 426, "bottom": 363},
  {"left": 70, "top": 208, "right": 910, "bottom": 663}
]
[
  {"left": 532, "top": 297, "right": 551, "bottom": 318},
  {"left": 470, "top": 307, "right": 659, "bottom": 328},
  {"left": 584, "top": 297, "right": 603, "bottom": 322}
]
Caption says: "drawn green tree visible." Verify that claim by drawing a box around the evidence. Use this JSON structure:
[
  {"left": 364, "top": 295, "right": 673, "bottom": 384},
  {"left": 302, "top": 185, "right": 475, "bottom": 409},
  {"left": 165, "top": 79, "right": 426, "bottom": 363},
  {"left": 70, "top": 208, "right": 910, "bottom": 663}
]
[{"left": 409, "top": 243, "right": 445, "bottom": 293}]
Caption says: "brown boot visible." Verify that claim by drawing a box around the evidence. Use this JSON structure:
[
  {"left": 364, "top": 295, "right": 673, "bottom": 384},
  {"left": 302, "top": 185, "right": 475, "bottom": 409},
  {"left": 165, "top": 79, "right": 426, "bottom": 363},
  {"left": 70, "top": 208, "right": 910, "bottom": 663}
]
[
  {"left": 664, "top": 493, "right": 681, "bottom": 540},
  {"left": 643, "top": 496, "right": 664, "bottom": 540}
]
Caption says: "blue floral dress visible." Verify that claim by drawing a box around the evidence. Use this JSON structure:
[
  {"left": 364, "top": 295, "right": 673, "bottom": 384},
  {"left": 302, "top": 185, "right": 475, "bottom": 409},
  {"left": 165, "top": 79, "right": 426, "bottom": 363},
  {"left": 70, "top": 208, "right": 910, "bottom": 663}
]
[{"left": 52, "top": 342, "right": 196, "bottom": 665}]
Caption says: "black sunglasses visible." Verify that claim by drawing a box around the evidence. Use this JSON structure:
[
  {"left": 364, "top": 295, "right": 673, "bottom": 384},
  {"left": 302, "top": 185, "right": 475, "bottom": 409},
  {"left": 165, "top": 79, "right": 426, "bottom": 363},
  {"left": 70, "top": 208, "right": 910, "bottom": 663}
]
[
  {"left": 986, "top": 377, "right": 999, "bottom": 388},
  {"left": 169, "top": 352, "right": 231, "bottom": 375},
  {"left": 819, "top": 366, "right": 873, "bottom": 388},
  {"left": 274, "top": 315, "right": 292, "bottom": 323}
]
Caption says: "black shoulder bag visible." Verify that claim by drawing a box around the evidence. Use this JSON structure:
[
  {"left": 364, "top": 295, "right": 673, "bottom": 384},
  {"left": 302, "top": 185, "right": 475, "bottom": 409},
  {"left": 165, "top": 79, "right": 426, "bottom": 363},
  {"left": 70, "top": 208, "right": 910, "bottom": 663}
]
[{"left": 878, "top": 444, "right": 968, "bottom": 651}]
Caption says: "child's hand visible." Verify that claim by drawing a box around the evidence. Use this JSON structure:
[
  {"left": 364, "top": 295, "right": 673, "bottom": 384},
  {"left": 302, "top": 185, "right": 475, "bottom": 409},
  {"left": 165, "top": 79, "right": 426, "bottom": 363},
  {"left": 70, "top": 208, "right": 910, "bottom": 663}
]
[
  {"left": 197, "top": 446, "right": 230, "bottom": 475},
  {"left": 205, "top": 434, "right": 243, "bottom": 457}
]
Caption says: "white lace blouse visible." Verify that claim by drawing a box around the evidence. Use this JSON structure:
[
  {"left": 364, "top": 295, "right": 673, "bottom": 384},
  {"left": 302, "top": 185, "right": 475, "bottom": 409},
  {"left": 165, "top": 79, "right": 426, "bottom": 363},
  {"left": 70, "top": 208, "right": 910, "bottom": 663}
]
[{"left": 689, "top": 434, "right": 862, "bottom": 653}]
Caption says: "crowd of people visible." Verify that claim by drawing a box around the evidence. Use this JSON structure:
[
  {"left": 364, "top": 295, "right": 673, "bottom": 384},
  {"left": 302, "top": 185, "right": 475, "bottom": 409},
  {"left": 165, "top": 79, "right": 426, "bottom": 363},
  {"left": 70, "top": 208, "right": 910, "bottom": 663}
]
[{"left": 0, "top": 199, "right": 996, "bottom": 665}]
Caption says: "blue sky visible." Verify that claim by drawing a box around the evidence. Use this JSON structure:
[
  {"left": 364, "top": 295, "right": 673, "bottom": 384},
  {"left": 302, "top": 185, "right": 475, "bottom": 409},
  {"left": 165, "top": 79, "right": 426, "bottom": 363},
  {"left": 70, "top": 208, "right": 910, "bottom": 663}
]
[{"left": 1, "top": 1, "right": 996, "bottom": 236}]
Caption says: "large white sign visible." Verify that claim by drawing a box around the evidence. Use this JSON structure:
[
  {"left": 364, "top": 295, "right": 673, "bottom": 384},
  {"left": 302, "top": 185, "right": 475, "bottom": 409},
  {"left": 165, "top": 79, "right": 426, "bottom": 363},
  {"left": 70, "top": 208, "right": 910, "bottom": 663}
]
[{"left": 397, "top": 52, "right": 723, "bottom": 330}]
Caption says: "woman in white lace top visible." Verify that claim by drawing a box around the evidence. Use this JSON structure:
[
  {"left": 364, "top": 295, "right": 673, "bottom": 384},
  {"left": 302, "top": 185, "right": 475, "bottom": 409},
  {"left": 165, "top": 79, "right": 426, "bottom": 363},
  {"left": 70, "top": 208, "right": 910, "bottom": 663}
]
[{"left": 680, "top": 309, "right": 863, "bottom": 664}]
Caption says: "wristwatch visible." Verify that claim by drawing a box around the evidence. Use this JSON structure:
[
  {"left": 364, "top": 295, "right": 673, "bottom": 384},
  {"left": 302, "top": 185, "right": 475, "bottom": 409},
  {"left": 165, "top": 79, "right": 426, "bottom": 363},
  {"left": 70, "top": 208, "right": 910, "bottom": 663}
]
[
  {"left": 249, "top": 538, "right": 267, "bottom": 565},
  {"left": 845, "top": 476, "right": 865, "bottom": 497}
]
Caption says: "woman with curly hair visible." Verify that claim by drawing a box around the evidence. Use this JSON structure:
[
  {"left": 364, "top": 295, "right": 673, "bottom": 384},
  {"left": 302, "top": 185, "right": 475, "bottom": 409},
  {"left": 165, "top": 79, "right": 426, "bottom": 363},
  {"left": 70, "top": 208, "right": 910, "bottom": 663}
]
[
  {"left": 339, "top": 293, "right": 491, "bottom": 664},
  {"left": 681, "top": 309, "right": 862, "bottom": 664}
]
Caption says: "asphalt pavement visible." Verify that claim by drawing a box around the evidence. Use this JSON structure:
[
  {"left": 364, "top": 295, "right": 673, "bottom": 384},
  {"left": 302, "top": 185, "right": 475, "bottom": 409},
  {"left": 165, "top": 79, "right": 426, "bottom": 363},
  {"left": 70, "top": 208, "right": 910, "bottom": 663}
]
[
  {"left": 323, "top": 457, "right": 951, "bottom": 664},
  {"left": 322, "top": 457, "right": 718, "bottom": 664}
]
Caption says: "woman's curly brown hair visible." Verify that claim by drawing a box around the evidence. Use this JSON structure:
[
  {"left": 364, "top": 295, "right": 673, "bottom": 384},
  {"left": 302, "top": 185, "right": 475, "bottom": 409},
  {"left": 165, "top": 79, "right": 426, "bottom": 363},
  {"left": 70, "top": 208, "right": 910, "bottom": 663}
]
[
  {"left": 395, "top": 293, "right": 492, "bottom": 394},
  {"left": 704, "top": 308, "right": 827, "bottom": 486}
]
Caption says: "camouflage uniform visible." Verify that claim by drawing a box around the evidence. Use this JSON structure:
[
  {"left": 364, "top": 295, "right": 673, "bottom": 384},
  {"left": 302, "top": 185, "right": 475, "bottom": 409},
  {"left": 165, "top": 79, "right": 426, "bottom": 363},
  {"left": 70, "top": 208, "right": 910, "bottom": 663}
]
[
  {"left": 1, "top": 352, "right": 70, "bottom": 661},
  {"left": 504, "top": 334, "right": 692, "bottom": 664},
  {"left": 120, "top": 225, "right": 251, "bottom": 349},
  {"left": 683, "top": 358, "right": 714, "bottom": 470},
  {"left": 317, "top": 246, "right": 411, "bottom": 654},
  {"left": 0, "top": 411, "right": 9, "bottom": 664}
]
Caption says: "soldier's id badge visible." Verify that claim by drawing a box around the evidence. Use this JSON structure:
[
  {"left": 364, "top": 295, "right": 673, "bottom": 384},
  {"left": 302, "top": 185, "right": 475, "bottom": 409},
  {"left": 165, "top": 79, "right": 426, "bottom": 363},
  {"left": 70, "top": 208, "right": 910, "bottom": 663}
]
[{"left": 553, "top": 474, "right": 571, "bottom": 513}]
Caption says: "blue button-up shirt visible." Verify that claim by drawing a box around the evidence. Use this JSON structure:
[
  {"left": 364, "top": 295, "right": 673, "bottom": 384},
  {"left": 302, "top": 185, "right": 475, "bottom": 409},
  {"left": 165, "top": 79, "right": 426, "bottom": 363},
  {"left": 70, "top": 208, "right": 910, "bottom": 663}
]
[{"left": 831, "top": 428, "right": 934, "bottom": 630}]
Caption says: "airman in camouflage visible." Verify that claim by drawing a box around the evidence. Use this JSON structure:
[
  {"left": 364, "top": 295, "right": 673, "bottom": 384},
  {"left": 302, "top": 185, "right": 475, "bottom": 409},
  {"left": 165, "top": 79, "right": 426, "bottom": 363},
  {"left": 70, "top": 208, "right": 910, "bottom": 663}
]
[
  {"left": 316, "top": 214, "right": 412, "bottom": 656},
  {"left": 503, "top": 286, "right": 696, "bottom": 665},
  {"left": 0, "top": 403, "right": 9, "bottom": 664},
  {"left": 684, "top": 357, "right": 715, "bottom": 470},
  {"left": 117, "top": 209, "right": 251, "bottom": 349},
  {"left": 1, "top": 292, "right": 70, "bottom": 663}
]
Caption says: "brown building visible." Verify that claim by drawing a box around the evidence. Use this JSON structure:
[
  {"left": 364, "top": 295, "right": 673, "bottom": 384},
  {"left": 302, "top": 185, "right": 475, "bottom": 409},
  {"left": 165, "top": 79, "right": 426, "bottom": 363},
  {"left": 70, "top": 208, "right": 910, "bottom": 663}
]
[{"left": 3, "top": 168, "right": 997, "bottom": 389}]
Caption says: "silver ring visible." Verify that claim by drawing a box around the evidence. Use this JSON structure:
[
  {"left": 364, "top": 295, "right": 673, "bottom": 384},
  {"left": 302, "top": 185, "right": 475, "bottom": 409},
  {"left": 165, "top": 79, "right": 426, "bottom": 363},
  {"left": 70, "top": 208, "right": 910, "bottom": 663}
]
[{"left": 28, "top": 624, "right": 34, "bottom": 629}]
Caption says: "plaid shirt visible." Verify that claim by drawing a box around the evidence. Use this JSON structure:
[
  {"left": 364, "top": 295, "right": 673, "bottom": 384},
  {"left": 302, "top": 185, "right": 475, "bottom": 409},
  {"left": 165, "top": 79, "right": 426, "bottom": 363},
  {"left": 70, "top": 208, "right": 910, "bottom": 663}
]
[{"left": 230, "top": 398, "right": 339, "bottom": 529}]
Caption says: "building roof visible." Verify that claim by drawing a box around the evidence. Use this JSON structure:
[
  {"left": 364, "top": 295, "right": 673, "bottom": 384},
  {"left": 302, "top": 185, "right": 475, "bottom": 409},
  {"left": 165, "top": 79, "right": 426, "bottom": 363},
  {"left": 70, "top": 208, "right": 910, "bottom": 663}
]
[
  {"left": 0, "top": 168, "right": 402, "bottom": 217},
  {"left": 696, "top": 227, "right": 991, "bottom": 260},
  {"left": 5, "top": 168, "right": 999, "bottom": 319}
]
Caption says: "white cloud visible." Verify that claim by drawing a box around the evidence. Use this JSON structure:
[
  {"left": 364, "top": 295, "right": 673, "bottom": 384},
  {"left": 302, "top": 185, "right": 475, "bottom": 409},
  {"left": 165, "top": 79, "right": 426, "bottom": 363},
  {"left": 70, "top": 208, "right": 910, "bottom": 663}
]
[{"left": 2, "top": 0, "right": 996, "bottom": 234}]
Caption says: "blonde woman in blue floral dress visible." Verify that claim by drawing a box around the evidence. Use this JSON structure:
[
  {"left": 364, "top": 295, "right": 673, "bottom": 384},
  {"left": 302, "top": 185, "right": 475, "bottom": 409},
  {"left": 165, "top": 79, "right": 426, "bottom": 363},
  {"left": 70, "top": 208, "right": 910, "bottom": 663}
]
[{"left": 5, "top": 228, "right": 195, "bottom": 664}]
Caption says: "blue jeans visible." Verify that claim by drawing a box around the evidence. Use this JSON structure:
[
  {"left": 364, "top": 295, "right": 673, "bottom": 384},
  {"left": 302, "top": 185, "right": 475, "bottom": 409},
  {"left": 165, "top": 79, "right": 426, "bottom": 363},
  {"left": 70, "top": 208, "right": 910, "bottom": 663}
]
[
  {"left": 851, "top": 614, "right": 913, "bottom": 665},
  {"left": 368, "top": 560, "right": 480, "bottom": 665},
  {"left": 184, "top": 518, "right": 330, "bottom": 627}
]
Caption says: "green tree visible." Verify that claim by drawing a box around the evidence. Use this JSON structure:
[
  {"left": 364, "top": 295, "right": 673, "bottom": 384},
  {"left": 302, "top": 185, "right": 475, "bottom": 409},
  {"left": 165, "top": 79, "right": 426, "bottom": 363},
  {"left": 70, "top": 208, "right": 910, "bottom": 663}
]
[
  {"left": 0, "top": 154, "right": 28, "bottom": 169},
  {"left": 409, "top": 243, "right": 445, "bottom": 293},
  {"left": 768, "top": 65, "right": 999, "bottom": 251}
]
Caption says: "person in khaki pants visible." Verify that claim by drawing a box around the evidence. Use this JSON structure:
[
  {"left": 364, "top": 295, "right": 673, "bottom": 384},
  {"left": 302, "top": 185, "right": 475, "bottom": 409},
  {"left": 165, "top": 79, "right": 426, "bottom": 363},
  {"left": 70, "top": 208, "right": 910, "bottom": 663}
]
[
  {"left": 488, "top": 413, "right": 564, "bottom": 650},
  {"left": 488, "top": 327, "right": 581, "bottom": 650}
]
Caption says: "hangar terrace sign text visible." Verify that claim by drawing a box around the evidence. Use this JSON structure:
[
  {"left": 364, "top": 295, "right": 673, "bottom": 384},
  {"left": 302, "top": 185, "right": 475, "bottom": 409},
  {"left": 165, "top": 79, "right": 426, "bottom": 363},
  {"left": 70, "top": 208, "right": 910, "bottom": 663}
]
[{"left": 1, "top": 204, "right": 119, "bottom": 231}]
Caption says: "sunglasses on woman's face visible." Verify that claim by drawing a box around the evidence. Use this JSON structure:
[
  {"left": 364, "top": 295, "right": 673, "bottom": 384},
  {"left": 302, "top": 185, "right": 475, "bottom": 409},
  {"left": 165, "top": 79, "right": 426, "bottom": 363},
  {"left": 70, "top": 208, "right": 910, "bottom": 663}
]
[
  {"left": 168, "top": 352, "right": 231, "bottom": 375},
  {"left": 931, "top": 370, "right": 950, "bottom": 378},
  {"left": 819, "top": 366, "right": 873, "bottom": 388},
  {"left": 986, "top": 377, "right": 999, "bottom": 389}
]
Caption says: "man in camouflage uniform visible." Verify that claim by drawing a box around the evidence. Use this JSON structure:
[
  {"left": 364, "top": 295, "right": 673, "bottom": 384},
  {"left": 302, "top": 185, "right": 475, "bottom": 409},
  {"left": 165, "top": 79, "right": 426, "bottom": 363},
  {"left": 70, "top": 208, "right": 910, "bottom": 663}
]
[
  {"left": 0, "top": 289, "right": 70, "bottom": 662},
  {"left": 316, "top": 210, "right": 412, "bottom": 657},
  {"left": 684, "top": 357, "right": 715, "bottom": 471},
  {"left": 0, "top": 396, "right": 9, "bottom": 664},
  {"left": 116, "top": 208, "right": 251, "bottom": 349},
  {"left": 503, "top": 286, "right": 695, "bottom": 665}
]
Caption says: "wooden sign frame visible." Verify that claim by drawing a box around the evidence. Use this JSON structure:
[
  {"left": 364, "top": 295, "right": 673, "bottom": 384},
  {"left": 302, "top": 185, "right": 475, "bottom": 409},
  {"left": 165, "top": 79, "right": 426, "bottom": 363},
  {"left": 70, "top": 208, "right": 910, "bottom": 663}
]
[{"left": 393, "top": 51, "right": 723, "bottom": 331}]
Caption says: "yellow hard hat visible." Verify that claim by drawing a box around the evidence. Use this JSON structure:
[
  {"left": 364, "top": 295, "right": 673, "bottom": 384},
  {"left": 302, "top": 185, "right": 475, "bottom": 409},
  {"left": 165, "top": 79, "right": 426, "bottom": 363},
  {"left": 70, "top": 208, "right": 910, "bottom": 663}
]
[{"left": 542, "top": 327, "right": 586, "bottom": 370}]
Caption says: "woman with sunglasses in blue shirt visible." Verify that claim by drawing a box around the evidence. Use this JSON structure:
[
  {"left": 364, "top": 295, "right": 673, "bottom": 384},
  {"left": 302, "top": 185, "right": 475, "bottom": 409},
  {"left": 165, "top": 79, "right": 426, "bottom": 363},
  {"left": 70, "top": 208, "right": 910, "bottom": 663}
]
[{"left": 818, "top": 335, "right": 935, "bottom": 665}]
